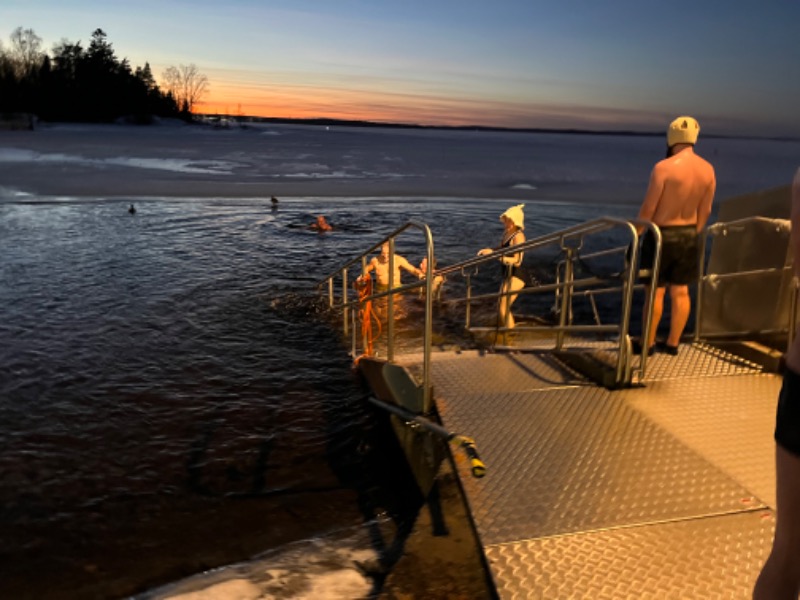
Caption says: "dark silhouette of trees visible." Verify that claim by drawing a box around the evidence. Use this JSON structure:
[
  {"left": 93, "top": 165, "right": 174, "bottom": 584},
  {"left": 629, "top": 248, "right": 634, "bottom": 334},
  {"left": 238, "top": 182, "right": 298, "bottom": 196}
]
[{"left": 0, "top": 27, "right": 183, "bottom": 124}]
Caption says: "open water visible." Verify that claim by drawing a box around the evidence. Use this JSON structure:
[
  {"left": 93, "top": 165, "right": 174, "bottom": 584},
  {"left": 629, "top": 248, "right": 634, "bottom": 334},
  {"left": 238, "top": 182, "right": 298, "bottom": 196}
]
[{"left": 0, "top": 124, "right": 797, "bottom": 599}]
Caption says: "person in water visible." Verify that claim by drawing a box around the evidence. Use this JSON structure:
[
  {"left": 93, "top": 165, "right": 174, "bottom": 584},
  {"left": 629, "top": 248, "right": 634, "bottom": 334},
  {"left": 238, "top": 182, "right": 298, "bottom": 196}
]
[
  {"left": 753, "top": 167, "right": 800, "bottom": 599},
  {"left": 634, "top": 116, "right": 716, "bottom": 356},
  {"left": 309, "top": 215, "right": 332, "bottom": 232},
  {"left": 362, "top": 242, "right": 423, "bottom": 293},
  {"left": 418, "top": 256, "right": 444, "bottom": 302},
  {"left": 478, "top": 204, "right": 527, "bottom": 329},
  {"left": 128, "top": 204, "right": 136, "bottom": 214},
  {"left": 359, "top": 243, "right": 423, "bottom": 321}
]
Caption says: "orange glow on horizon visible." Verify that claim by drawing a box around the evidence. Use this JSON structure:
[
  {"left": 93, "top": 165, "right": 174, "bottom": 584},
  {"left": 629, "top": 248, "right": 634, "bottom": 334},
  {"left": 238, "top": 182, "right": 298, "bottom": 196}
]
[
  {"left": 186, "top": 66, "right": 576, "bottom": 128},
  {"left": 194, "top": 87, "right": 486, "bottom": 127},
  {"left": 191, "top": 78, "right": 672, "bottom": 132},
  {"left": 196, "top": 99, "right": 414, "bottom": 124}
]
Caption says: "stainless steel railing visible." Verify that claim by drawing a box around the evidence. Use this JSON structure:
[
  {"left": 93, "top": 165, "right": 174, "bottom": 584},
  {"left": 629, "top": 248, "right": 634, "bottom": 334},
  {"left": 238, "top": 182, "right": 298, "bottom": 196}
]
[
  {"left": 321, "top": 216, "right": 663, "bottom": 393},
  {"left": 322, "top": 213, "right": 795, "bottom": 398},
  {"left": 433, "top": 217, "right": 661, "bottom": 386},
  {"left": 321, "top": 221, "right": 436, "bottom": 411}
]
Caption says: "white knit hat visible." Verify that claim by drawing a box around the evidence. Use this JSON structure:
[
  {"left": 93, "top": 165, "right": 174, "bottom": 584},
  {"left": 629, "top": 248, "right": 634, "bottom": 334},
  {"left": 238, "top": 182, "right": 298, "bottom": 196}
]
[
  {"left": 667, "top": 116, "right": 700, "bottom": 147},
  {"left": 500, "top": 204, "right": 525, "bottom": 230},
  {"left": 500, "top": 204, "right": 525, "bottom": 229}
]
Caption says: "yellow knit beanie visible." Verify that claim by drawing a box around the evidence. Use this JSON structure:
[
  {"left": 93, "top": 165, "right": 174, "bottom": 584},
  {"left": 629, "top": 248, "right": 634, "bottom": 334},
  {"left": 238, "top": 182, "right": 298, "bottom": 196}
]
[{"left": 667, "top": 116, "right": 700, "bottom": 147}]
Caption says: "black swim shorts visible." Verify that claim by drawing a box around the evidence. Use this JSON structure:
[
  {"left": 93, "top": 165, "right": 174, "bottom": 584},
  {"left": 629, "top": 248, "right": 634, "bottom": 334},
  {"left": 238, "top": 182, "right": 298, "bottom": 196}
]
[
  {"left": 775, "top": 368, "right": 800, "bottom": 457},
  {"left": 639, "top": 225, "right": 699, "bottom": 286}
]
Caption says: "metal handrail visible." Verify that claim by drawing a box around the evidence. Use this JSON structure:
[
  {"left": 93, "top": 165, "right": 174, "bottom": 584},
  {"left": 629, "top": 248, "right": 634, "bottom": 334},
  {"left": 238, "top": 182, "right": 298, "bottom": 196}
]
[
  {"left": 321, "top": 221, "right": 435, "bottom": 411},
  {"left": 421, "top": 217, "right": 661, "bottom": 386},
  {"left": 321, "top": 216, "right": 662, "bottom": 392},
  {"left": 323, "top": 212, "right": 795, "bottom": 393}
]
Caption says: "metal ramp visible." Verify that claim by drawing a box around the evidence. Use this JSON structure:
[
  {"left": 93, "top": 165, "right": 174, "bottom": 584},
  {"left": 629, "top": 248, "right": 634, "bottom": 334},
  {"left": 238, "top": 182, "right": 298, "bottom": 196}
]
[{"left": 396, "top": 343, "right": 779, "bottom": 599}]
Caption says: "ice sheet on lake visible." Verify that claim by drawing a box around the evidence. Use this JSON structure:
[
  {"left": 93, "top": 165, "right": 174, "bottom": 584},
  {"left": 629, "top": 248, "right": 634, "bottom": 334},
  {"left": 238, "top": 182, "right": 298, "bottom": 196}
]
[{"left": 0, "top": 148, "right": 237, "bottom": 174}]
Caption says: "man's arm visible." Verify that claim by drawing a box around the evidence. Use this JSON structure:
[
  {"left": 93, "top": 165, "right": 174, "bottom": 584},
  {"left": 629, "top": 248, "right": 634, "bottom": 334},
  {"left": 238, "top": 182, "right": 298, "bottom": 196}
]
[
  {"left": 398, "top": 255, "right": 422, "bottom": 278},
  {"left": 696, "top": 175, "right": 716, "bottom": 232},
  {"left": 362, "top": 258, "right": 375, "bottom": 276},
  {"left": 792, "top": 168, "right": 800, "bottom": 278},
  {"left": 784, "top": 169, "right": 800, "bottom": 371},
  {"left": 637, "top": 165, "right": 665, "bottom": 224}
]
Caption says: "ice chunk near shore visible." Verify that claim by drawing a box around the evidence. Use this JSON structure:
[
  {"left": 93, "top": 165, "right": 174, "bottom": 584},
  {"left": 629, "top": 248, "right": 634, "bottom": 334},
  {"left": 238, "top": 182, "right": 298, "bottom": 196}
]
[
  {"left": 103, "top": 156, "right": 237, "bottom": 174},
  {"left": 0, "top": 186, "right": 33, "bottom": 200},
  {"left": 140, "top": 534, "right": 379, "bottom": 600}
]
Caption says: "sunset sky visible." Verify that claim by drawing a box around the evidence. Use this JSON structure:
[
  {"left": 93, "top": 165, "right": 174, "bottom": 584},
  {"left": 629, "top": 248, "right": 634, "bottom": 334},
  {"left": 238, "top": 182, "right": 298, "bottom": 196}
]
[{"left": 2, "top": 0, "right": 799, "bottom": 137}]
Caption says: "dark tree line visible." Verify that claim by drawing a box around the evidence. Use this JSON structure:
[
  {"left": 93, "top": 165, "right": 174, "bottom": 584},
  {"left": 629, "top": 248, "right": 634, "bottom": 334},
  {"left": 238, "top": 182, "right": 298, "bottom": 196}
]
[{"left": 0, "top": 27, "right": 184, "bottom": 123}]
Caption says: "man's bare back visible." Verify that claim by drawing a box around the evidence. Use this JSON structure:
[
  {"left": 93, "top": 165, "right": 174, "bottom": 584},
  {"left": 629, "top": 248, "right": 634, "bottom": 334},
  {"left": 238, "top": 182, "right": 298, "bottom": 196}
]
[{"left": 638, "top": 147, "right": 716, "bottom": 231}]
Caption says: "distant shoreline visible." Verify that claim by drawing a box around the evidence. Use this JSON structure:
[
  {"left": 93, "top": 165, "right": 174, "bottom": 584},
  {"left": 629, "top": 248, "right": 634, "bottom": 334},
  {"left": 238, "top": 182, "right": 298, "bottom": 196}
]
[
  {"left": 3, "top": 111, "right": 797, "bottom": 142},
  {"left": 201, "top": 114, "right": 800, "bottom": 143}
]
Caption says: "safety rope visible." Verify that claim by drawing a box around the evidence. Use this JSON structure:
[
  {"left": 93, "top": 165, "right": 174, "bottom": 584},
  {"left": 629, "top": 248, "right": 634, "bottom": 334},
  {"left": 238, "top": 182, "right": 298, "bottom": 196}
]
[{"left": 353, "top": 274, "right": 381, "bottom": 362}]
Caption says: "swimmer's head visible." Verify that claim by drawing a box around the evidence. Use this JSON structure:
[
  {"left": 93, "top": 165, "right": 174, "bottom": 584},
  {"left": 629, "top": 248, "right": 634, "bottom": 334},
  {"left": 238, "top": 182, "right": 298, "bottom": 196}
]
[
  {"left": 500, "top": 204, "right": 525, "bottom": 230},
  {"left": 667, "top": 116, "right": 700, "bottom": 148}
]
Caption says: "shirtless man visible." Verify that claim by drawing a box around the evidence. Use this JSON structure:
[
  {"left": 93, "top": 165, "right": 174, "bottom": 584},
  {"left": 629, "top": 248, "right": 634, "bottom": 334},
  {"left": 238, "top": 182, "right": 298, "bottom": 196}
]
[
  {"left": 362, "top": 243, "right": 422, "bottom": 292},
  {"left": 753, "top": 168, "right": 800, "bottom": 599},
  {"left": 635, "top": 116, "right": 716, "bottom": 355}
]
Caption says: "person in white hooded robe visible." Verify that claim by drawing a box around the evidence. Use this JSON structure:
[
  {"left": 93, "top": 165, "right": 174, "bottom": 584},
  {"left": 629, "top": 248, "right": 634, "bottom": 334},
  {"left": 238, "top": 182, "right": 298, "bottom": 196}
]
[{"left": 478, "top": 204, "right": 527, "bottom": 329}]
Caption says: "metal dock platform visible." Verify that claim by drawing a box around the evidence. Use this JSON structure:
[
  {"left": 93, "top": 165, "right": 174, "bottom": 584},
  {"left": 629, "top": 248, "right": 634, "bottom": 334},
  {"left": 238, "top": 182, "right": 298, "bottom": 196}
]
[
  {"left": 321, "top": 201, "right": 792, "bottom": 598},
  {"left": 396, "top": 342, "right": 778, "bottom": 598}
]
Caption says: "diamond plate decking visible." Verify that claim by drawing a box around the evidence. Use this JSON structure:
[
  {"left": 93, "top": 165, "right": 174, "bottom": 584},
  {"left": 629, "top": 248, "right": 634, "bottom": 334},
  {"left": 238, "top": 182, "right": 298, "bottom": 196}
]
[{"left": 396, "top": 342, "right": 780, "bottom": 599}]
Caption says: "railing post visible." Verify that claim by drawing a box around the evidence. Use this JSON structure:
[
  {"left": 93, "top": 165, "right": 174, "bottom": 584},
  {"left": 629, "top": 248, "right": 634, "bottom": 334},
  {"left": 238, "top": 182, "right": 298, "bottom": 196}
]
[
  {"left": 387, "top": 239, "right": 395, "bottom": 362},
  {"left": 465, "top": 272, "right": 472, "bottom": 329},
  {"left": 422, "top": 240, "right": 434, "bottom": 413},
  {"left": 342, "top": 268, "right": 349, "bottom": 337},
  {"left": 615, "top": 225, "right": 640, "bottom": 386},
  {"left": 694, "top": 228, "right": 709, "bottom": 342},
  {"left": 556, "top": 247, "right": 574, "bottom": 350},
  {"left": 358, "top": 256, "right": 367, "bottom": 355},
  {"left": 637, "top": 224, "right": 661, "bottom": 380},
  {"left": 328, "top": 277, "right": 334, "bottom": 309}
]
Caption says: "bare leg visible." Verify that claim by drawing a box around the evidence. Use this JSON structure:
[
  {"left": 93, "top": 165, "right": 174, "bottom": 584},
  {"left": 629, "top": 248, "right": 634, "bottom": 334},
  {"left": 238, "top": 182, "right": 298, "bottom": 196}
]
[
  {"left": 753, "top": 444, "right": 800, "bottom": 599},
  {"left": 498, "top": 276, "right": 525, "bottom": 329},
  {"left": 643, "top": 286, "right": 666, "bottom": 349},
  {"left": 667, "top": 284, "right": 691, "bottom": 346}
]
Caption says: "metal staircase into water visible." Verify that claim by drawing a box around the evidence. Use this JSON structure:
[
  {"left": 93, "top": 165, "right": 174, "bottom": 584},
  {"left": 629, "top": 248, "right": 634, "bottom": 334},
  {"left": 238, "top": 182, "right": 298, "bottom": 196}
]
[{"left": 319, "top": 201, "right": 794, "bottom": 597}]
